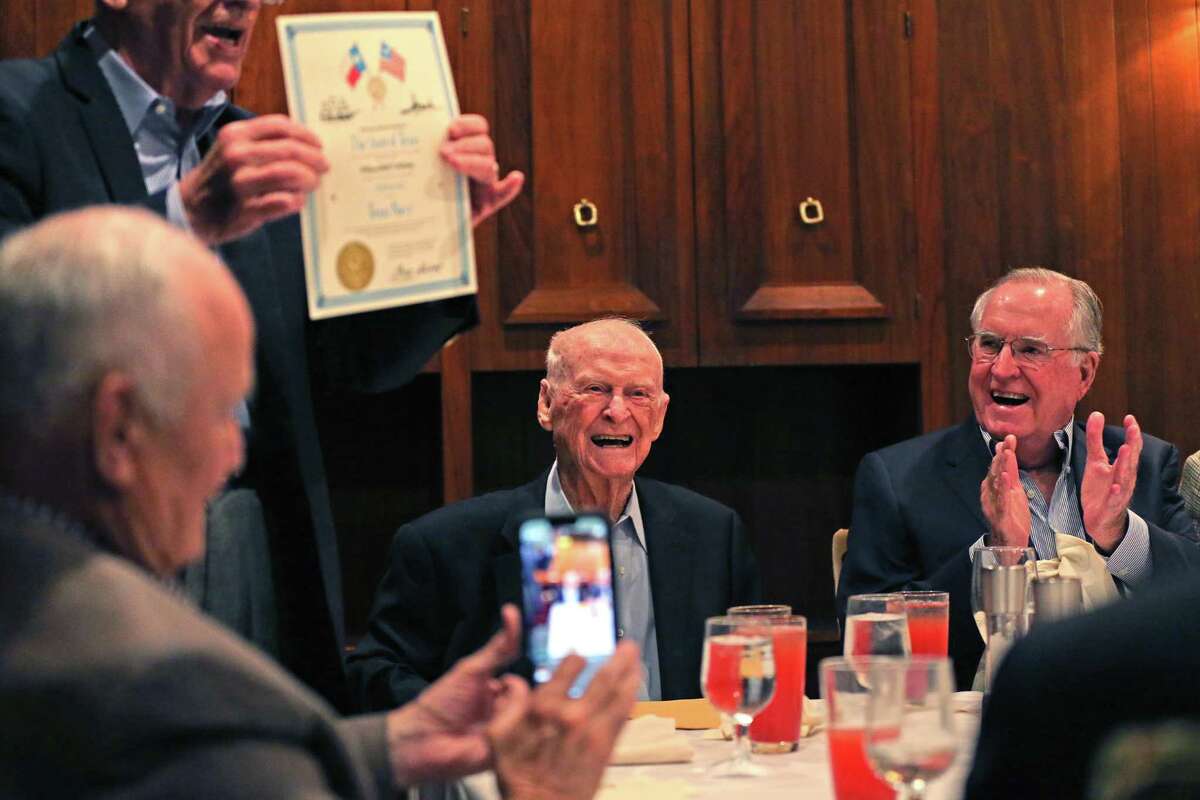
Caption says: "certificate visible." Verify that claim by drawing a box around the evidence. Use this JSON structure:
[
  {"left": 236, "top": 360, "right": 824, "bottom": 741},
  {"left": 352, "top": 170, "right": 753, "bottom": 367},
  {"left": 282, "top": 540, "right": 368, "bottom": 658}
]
[{"left": 276, "top": 13, "right": 475, "bottom": 320}]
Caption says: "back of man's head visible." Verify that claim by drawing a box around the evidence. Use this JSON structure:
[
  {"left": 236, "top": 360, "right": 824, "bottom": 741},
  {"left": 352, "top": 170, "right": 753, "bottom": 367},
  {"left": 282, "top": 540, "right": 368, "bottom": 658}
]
[{"left": 0, "top": 206, "right": 204, "bottom": 461}]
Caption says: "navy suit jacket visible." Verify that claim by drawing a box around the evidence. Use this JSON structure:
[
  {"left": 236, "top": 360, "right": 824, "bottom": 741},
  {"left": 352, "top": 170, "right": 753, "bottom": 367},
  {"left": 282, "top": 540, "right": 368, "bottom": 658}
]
[
  {"left": 346, "top": 472, "right": 762, "bottom": 709},
  {"left": 837, "top": 417, "right": 1200, "bottom": 689},
  {"left": 0, "top": 25, "right": 477, "bottom": 703}
]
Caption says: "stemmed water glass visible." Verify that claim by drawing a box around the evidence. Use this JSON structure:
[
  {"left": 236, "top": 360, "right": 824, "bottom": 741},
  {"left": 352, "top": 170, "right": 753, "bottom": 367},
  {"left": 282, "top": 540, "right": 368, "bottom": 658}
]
[
  {"left": 700, "top": 615, "right": 777, "bottom": 777},
  {"left": 863, "top": 656, "right": 958, "bottom": 799}
]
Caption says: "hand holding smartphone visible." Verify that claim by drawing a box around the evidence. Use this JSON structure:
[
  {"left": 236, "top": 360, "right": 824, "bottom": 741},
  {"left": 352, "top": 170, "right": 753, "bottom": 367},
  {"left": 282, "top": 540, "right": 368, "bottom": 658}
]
[{"left": 517, "top": 514, "right": 617, "bottom": 697}]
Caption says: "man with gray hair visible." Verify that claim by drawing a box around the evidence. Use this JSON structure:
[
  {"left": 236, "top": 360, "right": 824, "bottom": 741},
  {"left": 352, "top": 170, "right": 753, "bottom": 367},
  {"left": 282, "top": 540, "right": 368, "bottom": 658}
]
[
  {"left": 0, "top": 206, "right": 639, "bottom": 798},
  {"left": 838, "top": 267, "right": 1200, "bottom": 689},
  {"left": 347, "top": 317, "right": 761, "bottom": 709}
]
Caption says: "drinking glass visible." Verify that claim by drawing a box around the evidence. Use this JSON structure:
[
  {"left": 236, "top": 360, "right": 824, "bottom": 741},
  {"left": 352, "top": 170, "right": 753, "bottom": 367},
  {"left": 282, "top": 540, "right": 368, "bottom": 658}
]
[
  {"left": 821, "top": 656, "right": 899, "bottom": 800},
  {"left": 747, "top": 615, "right": 807, "bottom": 754},
  {"left": 970, "top": 546, "right": 1036, "bottom": 618},
  {"left": 728, "top": 604, "right": 792, "bottom": 618},
  {"left": 700, "top": 615, "right": 777, "bottom": 777},
  {"left": 901, "top": 591, "right": 949, "bottom": 656},
  {"left": 844, "top": 593, "right": 911, "bottom": 657},
  {"left": 864, "top": 656, "right": 958, "bottom": 799}
]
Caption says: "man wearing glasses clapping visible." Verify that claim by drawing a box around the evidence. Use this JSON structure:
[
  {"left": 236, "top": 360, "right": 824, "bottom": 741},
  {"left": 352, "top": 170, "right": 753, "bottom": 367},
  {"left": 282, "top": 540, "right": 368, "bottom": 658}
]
[{"left": 837, "top": 267, "right": 1200, "bottom": 690}]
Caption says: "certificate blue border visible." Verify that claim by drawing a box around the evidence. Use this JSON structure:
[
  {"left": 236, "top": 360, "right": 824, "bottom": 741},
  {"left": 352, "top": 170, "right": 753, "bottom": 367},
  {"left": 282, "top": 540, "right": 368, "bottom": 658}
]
[{"left": 282, "top": 16, "right": 471, "bottom": 311}]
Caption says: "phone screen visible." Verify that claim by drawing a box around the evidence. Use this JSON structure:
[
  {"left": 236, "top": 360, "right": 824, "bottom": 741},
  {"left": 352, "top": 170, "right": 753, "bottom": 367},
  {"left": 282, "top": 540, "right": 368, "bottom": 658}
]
[{"left": 518, "top": 514, "right": 616, "bottom": 696}]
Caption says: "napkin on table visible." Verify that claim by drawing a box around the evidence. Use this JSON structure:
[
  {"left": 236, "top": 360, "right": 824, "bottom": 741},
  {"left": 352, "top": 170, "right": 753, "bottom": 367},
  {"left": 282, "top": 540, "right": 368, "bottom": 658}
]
[{"left": 610, "top": 714, "right": 695, "bottom": 765}]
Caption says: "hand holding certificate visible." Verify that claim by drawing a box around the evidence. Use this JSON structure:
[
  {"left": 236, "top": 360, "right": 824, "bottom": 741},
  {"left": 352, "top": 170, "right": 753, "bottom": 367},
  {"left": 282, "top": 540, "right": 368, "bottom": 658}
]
[{"left": 277, "top": 12, "right": 476, "bottom": 319}]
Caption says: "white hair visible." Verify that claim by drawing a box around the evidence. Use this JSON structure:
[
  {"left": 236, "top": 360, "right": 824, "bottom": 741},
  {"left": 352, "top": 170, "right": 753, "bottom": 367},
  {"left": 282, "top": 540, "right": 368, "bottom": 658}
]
[
  {"left": 970, "top": 266, "right": 1104, "bottom": 354},
  {"left": 0, "top": 207, "right": 203, "bottom": 444}
]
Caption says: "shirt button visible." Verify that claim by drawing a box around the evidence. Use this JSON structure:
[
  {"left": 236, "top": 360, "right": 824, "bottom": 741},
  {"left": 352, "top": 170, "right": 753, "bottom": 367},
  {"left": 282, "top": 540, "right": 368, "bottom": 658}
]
[
  {"left": 618, "top": 567, "right": 626, "bottom": 577},
  {"left": 617, "top": 628, "right": 625, "bottom": 638},
  {"left": 154, "top": 102, "right": 167, "bottom": 115},
  {"left": 1026, "top": 488, "right": 1037, "bottom": 500}
]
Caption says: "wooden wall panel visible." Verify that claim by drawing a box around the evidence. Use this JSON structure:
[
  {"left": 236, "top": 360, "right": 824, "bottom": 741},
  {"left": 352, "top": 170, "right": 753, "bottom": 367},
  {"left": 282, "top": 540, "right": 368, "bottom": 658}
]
[
  {"left": 0, "top": 2, "right": 92, "bottom": 61},
  {"left": 693, "top": 0, "right": 921, "bottom": 367},
  {"left": 938, "top": 0, "right": 1200, "bottom": 456}
]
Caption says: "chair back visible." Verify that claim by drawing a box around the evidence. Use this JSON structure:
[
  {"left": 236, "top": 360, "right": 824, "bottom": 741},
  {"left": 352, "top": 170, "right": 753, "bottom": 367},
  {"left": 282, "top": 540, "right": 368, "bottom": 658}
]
[
  {"left": 831, "top": 528, "right": 849, "bottom": 593},
  {"left": 1181, "top": 450, "right": 1200, "bottom": 524}
]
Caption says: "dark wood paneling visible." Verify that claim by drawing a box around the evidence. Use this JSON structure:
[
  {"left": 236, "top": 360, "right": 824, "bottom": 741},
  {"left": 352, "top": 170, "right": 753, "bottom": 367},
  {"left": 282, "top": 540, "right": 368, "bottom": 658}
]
[
  {"left": 910, "top": 0, "right": 954, "bottom": 431},
  {"left": 693, "top": 0, "right": 921, "bottom": 366},
  {"left": 938, "top": 0, "right": 1200, "bottom": 456},
  {"left": 465, "top": 0, "right": 696, "bottom": 371}
]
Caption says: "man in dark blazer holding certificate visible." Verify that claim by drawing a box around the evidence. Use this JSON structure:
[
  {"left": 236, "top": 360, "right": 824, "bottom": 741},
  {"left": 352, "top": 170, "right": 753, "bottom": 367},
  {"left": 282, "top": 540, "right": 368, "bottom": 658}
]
[
  {"left": 0, "top": 0, "right": 523, "bottom": 703},
  {"left": 837, "top": 268, "right": 1200, "bottom": 690},
  {"left": 348, "top": 319, "right": 762, "bottom": 708}
]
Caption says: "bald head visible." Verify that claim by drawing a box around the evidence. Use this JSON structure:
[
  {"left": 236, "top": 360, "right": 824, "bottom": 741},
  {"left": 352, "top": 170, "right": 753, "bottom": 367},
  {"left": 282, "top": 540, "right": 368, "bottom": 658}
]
[{"left": 544, "top": 318, "right": 664, "bottom": 388}]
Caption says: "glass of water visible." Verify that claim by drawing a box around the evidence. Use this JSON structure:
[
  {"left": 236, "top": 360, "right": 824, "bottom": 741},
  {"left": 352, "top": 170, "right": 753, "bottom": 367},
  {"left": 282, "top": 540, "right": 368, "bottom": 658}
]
[{"left": 844, "top": 593, "right": 911, "bottom": 657}]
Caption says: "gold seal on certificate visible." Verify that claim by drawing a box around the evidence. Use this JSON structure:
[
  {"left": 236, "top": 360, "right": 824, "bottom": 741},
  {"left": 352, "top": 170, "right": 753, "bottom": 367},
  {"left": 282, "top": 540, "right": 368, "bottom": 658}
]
[
  {"left": 336, "top": 241, "right": 374, "bottom": 291},
  {"left": 277, "top": 12, "right": 476, "bottom": 320}
]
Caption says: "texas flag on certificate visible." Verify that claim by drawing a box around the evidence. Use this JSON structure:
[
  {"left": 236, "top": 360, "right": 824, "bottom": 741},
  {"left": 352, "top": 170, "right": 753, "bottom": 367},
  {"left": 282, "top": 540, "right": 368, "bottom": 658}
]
[{"left": 345, "top": 43, "right": 367, "bottom": 88}]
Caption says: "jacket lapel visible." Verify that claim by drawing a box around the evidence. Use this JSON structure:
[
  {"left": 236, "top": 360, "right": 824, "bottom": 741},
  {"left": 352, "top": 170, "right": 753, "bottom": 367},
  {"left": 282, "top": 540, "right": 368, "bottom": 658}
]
[
  {"left": 492, "top": 473, "right": 551, "bottom": 610},
  {"left": 638, "top": 477, "right": 693, "bottom": 700},
  {"left": 942, "top": 419, "right": 992, "bottom": 530},
  {"left": 55, "top": 23, "right": 148, "bottom": 205}
]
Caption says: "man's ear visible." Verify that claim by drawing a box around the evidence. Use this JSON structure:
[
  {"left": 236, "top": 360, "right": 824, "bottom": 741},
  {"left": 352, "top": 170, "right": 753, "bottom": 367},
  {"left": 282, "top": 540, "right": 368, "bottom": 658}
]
[
  {"left": 97, "top": 0, "right": 129, "bottom": 11},
  {"left": 92, "top": 371, "right": 141, "bottom": 489},
  {"left": 650, "top": 391, "right": 670, "bottom": 441},
  {"left": 536, "top": 379, "right": 554, "bottom": 432},
  {"left": 1077, "top": 352, "right": 1100, "bottom": 401}
]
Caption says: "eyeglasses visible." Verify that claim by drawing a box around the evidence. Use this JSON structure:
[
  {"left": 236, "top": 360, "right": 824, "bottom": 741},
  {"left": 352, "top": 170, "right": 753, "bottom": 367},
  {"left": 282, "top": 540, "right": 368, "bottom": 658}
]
[{"left": 965, "top": 332, "right": 1091, "bottom": 367}]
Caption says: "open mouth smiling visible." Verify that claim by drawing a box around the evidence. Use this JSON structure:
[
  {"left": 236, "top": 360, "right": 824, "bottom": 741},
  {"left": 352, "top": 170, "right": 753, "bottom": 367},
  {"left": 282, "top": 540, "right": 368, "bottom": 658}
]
[
  {"left": 201, "top": 25, "right": 244, "bottom": 44},
  {"left": 991, "top": 391, "right": 1029, "bottom": 407},
  {"left": 591, "top": 435, "right": 633, "bottom": 448}
]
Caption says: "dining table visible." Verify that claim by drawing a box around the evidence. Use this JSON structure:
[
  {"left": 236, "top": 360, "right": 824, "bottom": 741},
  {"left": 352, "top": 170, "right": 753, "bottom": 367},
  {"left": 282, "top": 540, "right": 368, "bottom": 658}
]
[{"left": 416, "top": 697, "right": 981, "bottom": 800}]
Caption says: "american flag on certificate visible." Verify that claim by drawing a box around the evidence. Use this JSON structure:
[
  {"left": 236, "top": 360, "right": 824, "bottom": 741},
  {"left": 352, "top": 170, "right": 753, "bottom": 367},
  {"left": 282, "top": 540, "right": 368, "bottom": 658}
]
[{"left": 380, "top": 41, "right": 406, "bottom": 82}]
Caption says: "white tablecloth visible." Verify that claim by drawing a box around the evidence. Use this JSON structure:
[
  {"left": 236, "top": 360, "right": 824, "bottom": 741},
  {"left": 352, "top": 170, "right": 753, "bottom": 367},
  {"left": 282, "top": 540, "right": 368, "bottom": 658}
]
[{"left": 424, "top": 713, "right": 979, "bottom": 800}]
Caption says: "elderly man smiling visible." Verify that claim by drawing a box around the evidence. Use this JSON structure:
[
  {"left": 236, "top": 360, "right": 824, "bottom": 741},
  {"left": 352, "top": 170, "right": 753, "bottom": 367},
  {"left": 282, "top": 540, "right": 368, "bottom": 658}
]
[
  {"left": 348, "top": 318, "right": 761, "bottom": 708},
  {"left": 837, "top": 267, "right": 1200, "bottom": 689}
]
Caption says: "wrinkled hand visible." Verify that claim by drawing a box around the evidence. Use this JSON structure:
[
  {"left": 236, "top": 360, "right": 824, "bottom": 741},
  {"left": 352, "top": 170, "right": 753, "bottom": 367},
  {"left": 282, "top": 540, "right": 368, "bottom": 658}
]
[
  {"left": 179, "top": 115, "right": 329, "bottom": 245},
  {"left": 981, "top": 434, "right": 1031, "bottom": 546},
  {"left": 1081, "top": 411, "right": 1140, "bottom": 552},
  {"left": 489, "top": 642, "right": 640, "bottom": 800},
  {"left": 440, "top": 114, "right": 524, "bottom": 227},
  {"left": 384, "top": 605, "right": 521, "bottom": 785}
]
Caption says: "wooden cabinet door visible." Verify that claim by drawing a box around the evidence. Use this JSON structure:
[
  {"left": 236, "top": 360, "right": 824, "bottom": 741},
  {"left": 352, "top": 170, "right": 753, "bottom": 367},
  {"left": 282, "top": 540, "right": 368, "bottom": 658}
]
[
  {"left": 462, "top": 0, "right": 697, "bottom": 370},
  {"left": 692, "top": 0, "right": 920, "bottom": 366}
]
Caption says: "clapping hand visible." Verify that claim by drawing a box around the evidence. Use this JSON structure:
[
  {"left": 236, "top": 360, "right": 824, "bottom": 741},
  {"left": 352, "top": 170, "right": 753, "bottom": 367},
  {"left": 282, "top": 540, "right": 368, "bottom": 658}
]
[
  {"left": 981, "top": 434, "right": 1032, "bottom": 547},
  {"left": 1080, "top": 411, "right": 1140, "bottom": 552}
]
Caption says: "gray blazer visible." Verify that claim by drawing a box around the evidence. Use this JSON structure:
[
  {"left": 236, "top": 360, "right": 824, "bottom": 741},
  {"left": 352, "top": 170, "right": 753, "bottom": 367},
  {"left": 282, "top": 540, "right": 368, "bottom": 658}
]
[{"left": 0, "top": 503, "right": 391, "bottom": 799}]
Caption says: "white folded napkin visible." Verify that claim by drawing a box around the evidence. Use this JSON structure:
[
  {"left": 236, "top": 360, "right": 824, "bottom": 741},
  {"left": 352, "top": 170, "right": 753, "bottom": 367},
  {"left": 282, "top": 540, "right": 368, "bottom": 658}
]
[
  {"left": 609, "top": 715, "right": 695, "bottom": 765},
  {"left": 973, "top": 533, "right": 1119, "bottom": 643}
]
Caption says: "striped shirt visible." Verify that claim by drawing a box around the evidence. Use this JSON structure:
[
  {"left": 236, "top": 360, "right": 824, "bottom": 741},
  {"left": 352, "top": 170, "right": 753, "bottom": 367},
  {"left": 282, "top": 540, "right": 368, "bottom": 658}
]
[{"left": 969, "top": 420, "right": 1151, "bottom": 586}]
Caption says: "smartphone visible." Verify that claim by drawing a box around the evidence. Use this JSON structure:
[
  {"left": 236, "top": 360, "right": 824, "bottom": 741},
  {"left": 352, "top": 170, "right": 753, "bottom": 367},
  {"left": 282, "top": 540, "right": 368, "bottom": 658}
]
[{"left": 517, "top": 513, "right": 616, "bottom": 697}]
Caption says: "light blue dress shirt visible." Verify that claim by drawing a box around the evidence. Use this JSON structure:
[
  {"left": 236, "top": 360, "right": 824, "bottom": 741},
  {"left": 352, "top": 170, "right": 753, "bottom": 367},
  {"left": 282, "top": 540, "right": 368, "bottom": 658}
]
[
  {"left": 545, "top": 462, "right": 662, "bottom": 700},
  {"left": 87, "top": 28, "right": 249, "bottom": 431},
  {"left": 968, "top": 419, "right": 1152, "bottom": 586},
  {"left": 87, "top": 27, "right": 226, "bottom": 232}
]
